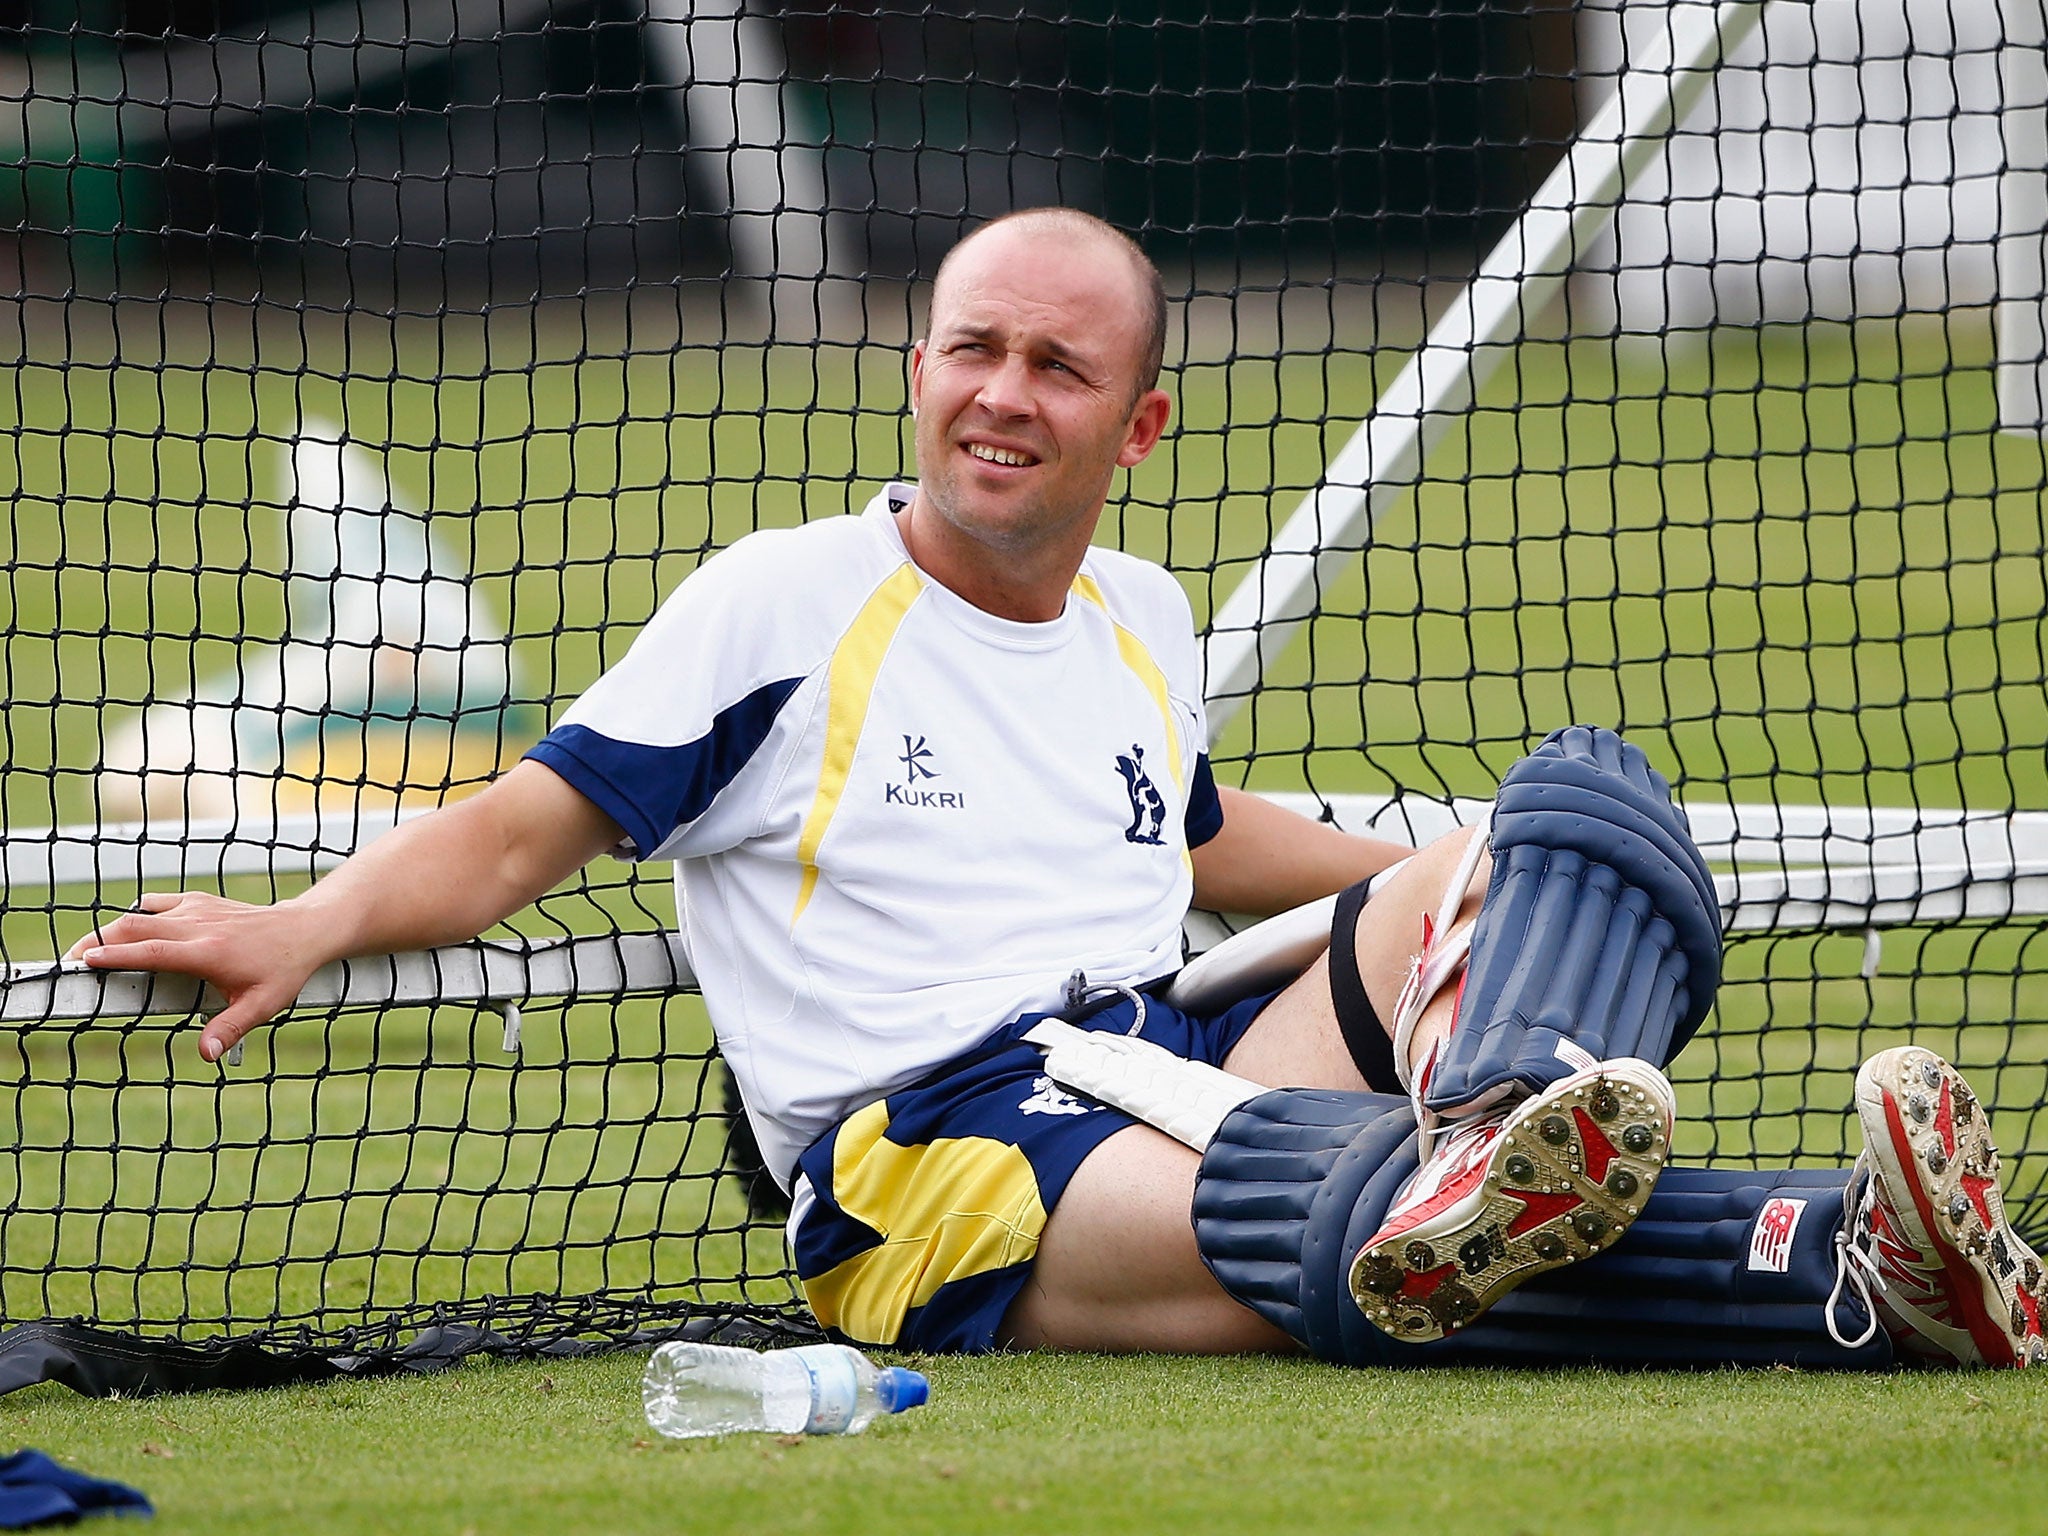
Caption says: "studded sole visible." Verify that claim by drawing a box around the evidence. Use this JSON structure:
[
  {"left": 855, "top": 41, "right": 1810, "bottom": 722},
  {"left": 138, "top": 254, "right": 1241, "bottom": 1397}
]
[
  {"left": 1858, "top": 1047, "right": 2047, "bottom": 1369},
  {"left": 1348, "top": 1061, "right": 1674, "bottom": 1343}
]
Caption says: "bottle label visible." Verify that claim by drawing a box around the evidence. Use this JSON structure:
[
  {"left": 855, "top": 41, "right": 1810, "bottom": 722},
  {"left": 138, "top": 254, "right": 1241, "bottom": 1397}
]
[{"left": 794, "top": 1346, "right": 859, "bottom": 1435}]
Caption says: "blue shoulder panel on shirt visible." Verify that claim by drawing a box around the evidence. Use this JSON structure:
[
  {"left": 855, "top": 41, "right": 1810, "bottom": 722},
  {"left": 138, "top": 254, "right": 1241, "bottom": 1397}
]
[
  {"left": 1185, "top": 754, "right": 1223, "bottom": 848},
  {"left": 523, "top": 676, "right": 803, "bottom": 858}
]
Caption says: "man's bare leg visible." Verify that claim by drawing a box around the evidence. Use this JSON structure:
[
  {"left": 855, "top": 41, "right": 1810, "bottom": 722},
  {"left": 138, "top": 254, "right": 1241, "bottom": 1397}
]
[
  {"left": 999, "top": 1123, "right": 1295, "bottom": 1352},
  {"left": 1004, "top": 827, "right": 1491, "bottom": 1352},
  {"left": 1222, "top": 825, "right": 1490, "bottom": 1090}
]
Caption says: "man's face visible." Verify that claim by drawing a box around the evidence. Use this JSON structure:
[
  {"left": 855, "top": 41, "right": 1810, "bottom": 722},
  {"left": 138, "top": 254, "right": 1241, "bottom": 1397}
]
[{"left": 909, "top": 222, "right": 1169, "bottom": 563}]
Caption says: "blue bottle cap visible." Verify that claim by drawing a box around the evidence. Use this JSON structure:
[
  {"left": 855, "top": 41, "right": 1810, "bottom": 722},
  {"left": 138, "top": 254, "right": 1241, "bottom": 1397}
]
[{"left": 875, "top": 1367, "right": 930, "bottom": 1413}]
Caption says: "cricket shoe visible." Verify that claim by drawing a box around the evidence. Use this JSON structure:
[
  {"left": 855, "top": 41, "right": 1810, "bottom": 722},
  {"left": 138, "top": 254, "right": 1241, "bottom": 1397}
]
[
  {"left": 1348, "top": 1057, "right": 1675, "bottom": 1342},
  {"left": 1830, "top": 1046, "right": 2047, "bottom": 1368}
]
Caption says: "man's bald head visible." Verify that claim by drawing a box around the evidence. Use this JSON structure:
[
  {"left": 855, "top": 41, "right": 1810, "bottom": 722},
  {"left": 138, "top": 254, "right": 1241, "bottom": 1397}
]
[{"left": 931, "top": 209, "right": 1168, "bottom": 404}]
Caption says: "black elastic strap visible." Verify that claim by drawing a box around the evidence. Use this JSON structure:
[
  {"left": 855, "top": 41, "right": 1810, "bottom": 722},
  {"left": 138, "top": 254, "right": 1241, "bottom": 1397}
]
[{"left": 1328, "top": 879, "right": 1401, "bottom": 1093}]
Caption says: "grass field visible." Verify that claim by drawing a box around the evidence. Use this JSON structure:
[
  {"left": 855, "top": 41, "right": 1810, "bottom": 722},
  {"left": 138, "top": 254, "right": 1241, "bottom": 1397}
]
[
  {"left": 7, "top": 1350, "right": 2048, "bottom": 1535},
  {"left": 5, "top": 289, "right": 2048, "bottom": 1528}
]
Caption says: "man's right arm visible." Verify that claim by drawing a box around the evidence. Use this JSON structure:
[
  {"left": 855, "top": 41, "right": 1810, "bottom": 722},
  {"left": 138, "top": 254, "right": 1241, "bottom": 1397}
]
[{"left": 68, "top": 760, "right": 624, "bottom": 1064}]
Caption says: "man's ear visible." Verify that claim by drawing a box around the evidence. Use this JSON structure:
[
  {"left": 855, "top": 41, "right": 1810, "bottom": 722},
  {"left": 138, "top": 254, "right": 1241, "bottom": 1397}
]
[
  {"left": 1116, "top": 387, "right": 1173, "bottom": 468},
  {"left": 910, "top": 339, "right": 928, "bottom": 413}
]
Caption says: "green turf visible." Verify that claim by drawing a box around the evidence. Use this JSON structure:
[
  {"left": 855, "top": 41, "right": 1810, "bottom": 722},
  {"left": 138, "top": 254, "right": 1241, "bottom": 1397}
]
[{"left": 6, "top": 1350, "right": 2047, "bottom": 1535}]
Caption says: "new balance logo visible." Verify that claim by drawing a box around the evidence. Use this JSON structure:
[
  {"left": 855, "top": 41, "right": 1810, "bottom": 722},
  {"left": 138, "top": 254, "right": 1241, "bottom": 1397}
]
[
  {"left": 1747, "top": 1196, "right": 1808, "bottom": 1272},
  {"left": 1459, "top": 1225, "right": 1506, "bottom": 1276},
  {"left": 1115, "top": 744, "right": 1167, "bottom": 845}
]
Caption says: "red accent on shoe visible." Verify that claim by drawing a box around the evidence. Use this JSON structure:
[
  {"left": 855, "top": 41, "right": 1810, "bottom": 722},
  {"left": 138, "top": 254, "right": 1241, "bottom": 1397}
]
[
  {"left": 1400, "top": 1262, "right": 1458, "bottom": 1300},
  {"left": 1573, "top": 1108, "right": 1618, "bottom": 1184},
  {"left": 1934, "top": 1078, "right": 1957, "bottom": 1158},
  {"left": 1501, "top": 1187, "right": 1584, "bottom": 1239},
  {"left": 1881, "top": 1088, "right": 2013, "bottom": 1366},
  {"left": 1962, "top": 1170, "right": 1999, "bottom": 1232}
]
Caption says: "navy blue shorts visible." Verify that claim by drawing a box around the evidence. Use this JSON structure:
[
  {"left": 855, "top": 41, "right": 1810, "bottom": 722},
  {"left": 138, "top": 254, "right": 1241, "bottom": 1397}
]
[{"left": 789, "top": 988, "right": 1276, "bottom": 1354}]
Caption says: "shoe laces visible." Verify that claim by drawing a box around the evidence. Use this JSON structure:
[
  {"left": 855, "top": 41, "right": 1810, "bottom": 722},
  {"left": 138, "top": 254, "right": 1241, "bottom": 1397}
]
[
  {"left": 1829, "top": 1150, "right": 1959, "bottom": 1351},
  {"left": 1391, "top": 1098, "right": 1514, "bottom": 1214},
  {"left": 1827, "top": 1151, "right": 1883, "bottom": 1349}
]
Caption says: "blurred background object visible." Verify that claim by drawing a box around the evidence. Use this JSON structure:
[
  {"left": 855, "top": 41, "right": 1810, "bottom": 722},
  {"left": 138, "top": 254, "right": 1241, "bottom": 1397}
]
[{"left": 0, "top": 0, "right": 1575, "bottom": 303}]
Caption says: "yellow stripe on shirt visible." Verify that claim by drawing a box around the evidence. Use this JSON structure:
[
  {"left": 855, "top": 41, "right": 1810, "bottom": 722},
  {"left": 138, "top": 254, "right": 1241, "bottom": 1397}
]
[
  {"left": 1071, "top": 573, "right": 1186, "bottom": 793},
  {"left": 1072, "top": 573, "right": 1192, "bottom": 872},
  {"left": 791, "top": 562, "right": 925, "bottom": 927},
  {"left": 800, "top": 1099, "right": 1048, "bottom": 1346}
]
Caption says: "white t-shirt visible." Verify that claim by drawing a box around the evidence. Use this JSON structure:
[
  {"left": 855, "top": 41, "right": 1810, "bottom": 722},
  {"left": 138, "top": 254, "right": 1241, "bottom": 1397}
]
[{"left": 527, "top": 484, "right": 1223, "bottom": 1185}]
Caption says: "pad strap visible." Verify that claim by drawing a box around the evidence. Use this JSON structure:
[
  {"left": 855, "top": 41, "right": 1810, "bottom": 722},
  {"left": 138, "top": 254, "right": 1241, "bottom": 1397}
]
[{"left": 1328, "top": 879, "right": 1401, "bottom": 1093}]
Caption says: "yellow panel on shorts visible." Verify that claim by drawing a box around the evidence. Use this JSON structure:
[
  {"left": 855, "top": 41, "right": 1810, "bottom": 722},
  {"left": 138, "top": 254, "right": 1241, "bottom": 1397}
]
[{"left": 802, "top": 1099, "right": 1048, "bottom": 1346}]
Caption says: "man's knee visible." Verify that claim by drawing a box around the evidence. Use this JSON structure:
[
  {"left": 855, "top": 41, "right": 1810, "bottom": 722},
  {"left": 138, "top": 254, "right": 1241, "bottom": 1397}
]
[
  {"left": 1191, "top": 1086, "right": 1421, "bottom": 1364},
  {"left": 1418, "top": 725, "right": 1722, "bottom": 1117},
  {"left": 1001, "top": 1124, "right": 1295, "bottom": 1354}
]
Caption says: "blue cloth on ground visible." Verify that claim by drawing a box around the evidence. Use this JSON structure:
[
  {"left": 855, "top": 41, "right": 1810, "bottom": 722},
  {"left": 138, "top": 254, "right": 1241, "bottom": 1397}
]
[{"left": 0, "top": 1450, "right": 152, "bottom": 1528}]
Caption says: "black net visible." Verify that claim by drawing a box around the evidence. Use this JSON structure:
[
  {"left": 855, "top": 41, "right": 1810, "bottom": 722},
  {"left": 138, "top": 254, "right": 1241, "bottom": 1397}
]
[{"left": 3, "top": 0, "right": 2047, "bottom": 1359}]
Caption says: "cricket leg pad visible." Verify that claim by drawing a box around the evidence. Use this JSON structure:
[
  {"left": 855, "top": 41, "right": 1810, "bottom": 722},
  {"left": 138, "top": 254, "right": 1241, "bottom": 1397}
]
[
  {"left": 1422, "top": 724, "right": 1724, "bottom": 1119},
  {"left": 1190, "top": 1088, "right": 1414, "bottom": 1357},
  {"left": 1197, "top": 1093, "right": 1895, "bottom": 1369},
  {"left": 1364, "top": 1164, "right": 1893, "bottom": 1369}
]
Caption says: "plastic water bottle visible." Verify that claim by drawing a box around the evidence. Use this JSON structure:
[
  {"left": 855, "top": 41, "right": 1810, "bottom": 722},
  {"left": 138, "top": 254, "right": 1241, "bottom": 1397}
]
[{"left": 642, "top": 1342, "right": 930, "bottom": 1438}]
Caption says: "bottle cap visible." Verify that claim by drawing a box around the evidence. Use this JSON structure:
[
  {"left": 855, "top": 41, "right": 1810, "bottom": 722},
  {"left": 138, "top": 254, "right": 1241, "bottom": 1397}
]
[{"left": 875, "top": 1367, "right": 930, "bottom": 1413}]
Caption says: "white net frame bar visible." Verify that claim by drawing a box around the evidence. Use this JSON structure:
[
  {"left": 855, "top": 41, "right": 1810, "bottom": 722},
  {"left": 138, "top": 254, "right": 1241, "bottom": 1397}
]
[{"left": 9, "top": 794, "right": 2047, "bottom": 1023}]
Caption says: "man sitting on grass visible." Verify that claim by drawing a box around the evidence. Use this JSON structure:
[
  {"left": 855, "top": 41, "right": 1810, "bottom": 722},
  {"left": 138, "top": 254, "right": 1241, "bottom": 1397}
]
[{"left": 76, "top": 208, "right": 2045, "bottom": 1371}]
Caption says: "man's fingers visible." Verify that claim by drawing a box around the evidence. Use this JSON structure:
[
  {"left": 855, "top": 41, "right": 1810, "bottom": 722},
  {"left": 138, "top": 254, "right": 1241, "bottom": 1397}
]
[
  {"left": 197, "top": 1016, "right": 241, "bottom": 1064},
  {"left": 73, "top": 937, "right": 183, "bottom": 973},
  {"left": 64, "top": 891, "right": 201, "bottom": 959},
  {"left": 199, "top": 998, "right": 276, "bottom": 1064},
  {"left": 64, "top": 914, "right": 138, "bottom": 959}
]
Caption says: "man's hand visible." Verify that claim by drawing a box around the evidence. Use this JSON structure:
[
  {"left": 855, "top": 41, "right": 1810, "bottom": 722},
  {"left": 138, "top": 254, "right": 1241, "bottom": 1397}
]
[
  {"left": 63, "top": 761, "right": 626, "bottom": 1064},
  {"left": 68, "top": 893, "right": 335, "bottom": 1063}
]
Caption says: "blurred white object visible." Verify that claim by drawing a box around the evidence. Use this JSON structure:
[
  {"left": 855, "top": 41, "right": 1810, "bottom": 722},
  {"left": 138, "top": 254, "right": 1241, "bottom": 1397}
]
[
  {"left": 99, "top": 420, "right": 533, "bottom": 833},
  {"left": 1575, "top": 0, "right": 2038, "bottom": 352}
]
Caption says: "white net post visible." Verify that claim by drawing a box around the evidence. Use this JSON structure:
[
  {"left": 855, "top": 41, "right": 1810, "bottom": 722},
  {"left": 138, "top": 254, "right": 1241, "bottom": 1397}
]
[{"left": 1998, "top": 0, "right": 2048, "bottom": 431}]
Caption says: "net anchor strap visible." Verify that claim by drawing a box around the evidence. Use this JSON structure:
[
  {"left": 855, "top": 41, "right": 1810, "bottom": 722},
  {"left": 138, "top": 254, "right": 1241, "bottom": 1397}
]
[{"left": 492, "top": 1001, "right": 523, "bottom": 1053}]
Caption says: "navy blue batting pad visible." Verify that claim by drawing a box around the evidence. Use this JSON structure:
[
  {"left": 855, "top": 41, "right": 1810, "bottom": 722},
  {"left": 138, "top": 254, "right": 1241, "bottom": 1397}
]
[
  {"left": 1194, "top": 1087, "right": 1886, "bottom": 1370},
  {"left": 1424, "top": 725, "right": 1723, "bottom": 1115}
]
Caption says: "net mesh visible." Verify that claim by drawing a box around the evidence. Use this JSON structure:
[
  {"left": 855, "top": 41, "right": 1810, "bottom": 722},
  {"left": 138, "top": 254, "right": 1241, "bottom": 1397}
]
[{"left": 3, "top": 0, "right": 2048, "bottom": 1352}]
